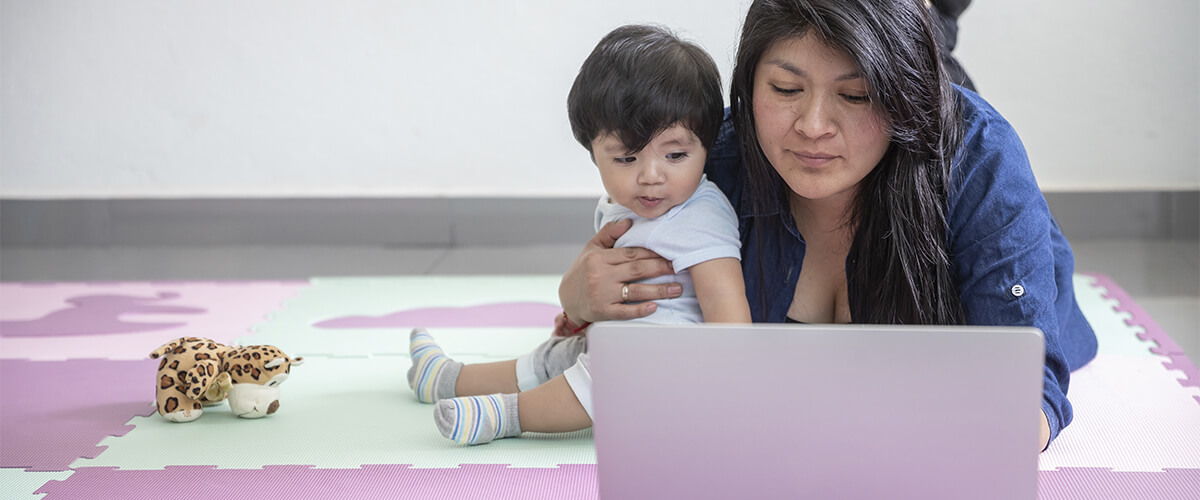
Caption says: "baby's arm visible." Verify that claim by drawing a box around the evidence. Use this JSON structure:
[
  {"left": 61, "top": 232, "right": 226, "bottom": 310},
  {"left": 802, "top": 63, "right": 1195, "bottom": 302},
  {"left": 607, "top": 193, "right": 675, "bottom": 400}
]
[{"left": 688, "top": 257, "right": 752, "bottom": 323}]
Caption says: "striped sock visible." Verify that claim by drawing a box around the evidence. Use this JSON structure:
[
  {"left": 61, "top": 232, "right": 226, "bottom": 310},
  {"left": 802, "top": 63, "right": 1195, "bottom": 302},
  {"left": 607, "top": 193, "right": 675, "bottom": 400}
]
[
  {"left": 407, "top": 328, "right": 462, "bottom": 403},
  {"left": 434, "top": 393, "right": 521, "bottom": 445}
]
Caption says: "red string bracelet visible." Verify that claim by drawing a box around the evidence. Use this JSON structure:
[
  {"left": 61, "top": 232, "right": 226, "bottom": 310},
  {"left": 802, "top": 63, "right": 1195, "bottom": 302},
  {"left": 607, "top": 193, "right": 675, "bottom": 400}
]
[{"left": 563, "top": 312, "right": 591, "bottom": 335}]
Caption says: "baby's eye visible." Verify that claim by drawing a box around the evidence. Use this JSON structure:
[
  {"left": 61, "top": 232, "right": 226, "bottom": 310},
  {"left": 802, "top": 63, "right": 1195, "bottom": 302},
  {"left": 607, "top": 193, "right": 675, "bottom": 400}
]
[
  {"left": 613, "top": 156, "right": 636, "bottom": 164},
  {"left": 666, "top": 152, "right": 688, "bottom": 161}
]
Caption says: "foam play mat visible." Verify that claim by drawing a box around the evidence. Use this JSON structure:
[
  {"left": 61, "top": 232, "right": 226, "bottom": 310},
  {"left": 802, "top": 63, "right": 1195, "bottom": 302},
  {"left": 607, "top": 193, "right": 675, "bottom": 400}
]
[{"left": 1, "top": 273, "right": 1197, "bottom": 499}]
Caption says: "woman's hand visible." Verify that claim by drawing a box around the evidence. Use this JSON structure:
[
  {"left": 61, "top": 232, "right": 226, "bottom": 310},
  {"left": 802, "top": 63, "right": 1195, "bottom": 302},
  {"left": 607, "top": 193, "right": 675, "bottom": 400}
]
[
  {"left": 1038, "top": 410, "right": 1051, "bottom": 452},
  {"left": 559, "top": 219, "right": 682, "bottom": 324}
]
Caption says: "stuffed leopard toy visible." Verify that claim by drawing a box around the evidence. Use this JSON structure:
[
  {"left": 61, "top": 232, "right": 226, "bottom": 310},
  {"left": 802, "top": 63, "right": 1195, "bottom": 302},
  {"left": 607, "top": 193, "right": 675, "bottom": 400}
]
[{"left": 150, "top": 337, "right": 303, "bottom": 422}]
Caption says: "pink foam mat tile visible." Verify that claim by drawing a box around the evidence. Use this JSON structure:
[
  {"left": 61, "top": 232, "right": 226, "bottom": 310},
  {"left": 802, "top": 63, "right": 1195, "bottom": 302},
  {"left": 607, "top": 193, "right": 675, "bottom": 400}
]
[
  {"left": 0, "top": 358, "right": 157, "bottom": 471},
  {"left": 0, "top": 281, "right": 308, "bottom": 360},
  {"left": 34, "top": 464, "right": 599, "bottom": 499},
  {"left": 26, "top": 465, "right": 1200, "bottom": 499},
  {"left": 1038, "top": 468, "right": 1200, "bottom": 500},
  {"left": 1163, "top": 354, "right": 1200, "bottom": 394}
]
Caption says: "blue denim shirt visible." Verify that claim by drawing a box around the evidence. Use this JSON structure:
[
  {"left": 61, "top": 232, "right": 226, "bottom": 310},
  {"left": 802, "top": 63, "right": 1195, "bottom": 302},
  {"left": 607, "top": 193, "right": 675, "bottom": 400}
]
[{"left": 704, "top": 86, "right": 1098, "bottom": 444}]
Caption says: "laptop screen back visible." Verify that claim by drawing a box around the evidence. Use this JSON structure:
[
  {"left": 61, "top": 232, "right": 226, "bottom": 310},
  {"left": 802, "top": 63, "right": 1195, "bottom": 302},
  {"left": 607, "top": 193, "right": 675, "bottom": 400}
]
[{"left": 588, "top": 323, "right": 1045, "bottom": 500}]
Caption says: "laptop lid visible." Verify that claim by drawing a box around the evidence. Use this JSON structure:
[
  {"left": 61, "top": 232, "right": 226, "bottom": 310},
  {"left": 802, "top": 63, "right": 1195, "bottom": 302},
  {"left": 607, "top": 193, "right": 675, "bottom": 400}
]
[{"left": 588, "top": 323, "right": 1045, "bottom": 500}]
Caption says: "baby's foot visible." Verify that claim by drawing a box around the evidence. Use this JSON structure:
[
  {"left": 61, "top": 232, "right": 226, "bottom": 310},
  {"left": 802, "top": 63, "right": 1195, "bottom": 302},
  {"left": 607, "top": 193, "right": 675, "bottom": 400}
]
[
  {"left": 434, "top": 393, "right": 521, "bottom": 445},
  {"left": 407, "top": 328, "right": 462, "bottom": 403}
]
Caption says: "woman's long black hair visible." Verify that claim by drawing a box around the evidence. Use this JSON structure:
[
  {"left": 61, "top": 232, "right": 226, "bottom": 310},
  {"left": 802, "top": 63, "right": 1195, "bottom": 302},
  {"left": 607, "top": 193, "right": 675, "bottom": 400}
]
[{"left": 730, "top": 0, "right": 966, "bottom": 325}]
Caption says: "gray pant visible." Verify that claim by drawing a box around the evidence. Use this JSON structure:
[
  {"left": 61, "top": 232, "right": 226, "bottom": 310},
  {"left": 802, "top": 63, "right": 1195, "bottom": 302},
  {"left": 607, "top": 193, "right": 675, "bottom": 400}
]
[{"left": 515, "top": 335, "right": 588, "bottom": 391}]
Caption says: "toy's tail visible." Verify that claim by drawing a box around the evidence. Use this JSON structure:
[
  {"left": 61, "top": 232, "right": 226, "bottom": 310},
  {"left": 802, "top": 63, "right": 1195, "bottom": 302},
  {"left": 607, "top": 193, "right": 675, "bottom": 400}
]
[{"left": 149, "top": 337, "right": 187, "bottom": 359}]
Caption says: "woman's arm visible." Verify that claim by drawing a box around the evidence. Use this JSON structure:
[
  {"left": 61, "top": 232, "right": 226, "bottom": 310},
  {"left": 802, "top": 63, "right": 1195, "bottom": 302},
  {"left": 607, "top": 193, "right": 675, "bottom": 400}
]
[
  {"left": 558, "top": 219, "right": 683, "bottom": 325},
  {"left": 689, "top": 257, "right": 752, "bottom": 323},
  {"left": 948, "top": 93, "right": 1084, "bottom": 452}
]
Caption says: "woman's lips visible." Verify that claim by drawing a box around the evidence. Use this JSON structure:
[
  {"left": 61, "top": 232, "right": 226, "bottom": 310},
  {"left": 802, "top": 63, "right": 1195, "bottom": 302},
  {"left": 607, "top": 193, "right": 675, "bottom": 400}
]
[{"left": 791, "top": 150, "right": 838, "bottom": 167}]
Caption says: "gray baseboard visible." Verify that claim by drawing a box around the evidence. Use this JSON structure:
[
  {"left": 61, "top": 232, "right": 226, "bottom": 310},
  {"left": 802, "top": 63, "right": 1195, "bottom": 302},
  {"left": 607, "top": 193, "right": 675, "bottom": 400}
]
[
  {"left": 1045, "top": 191, "right": 1199, "bottom": 240},
  {"left": 2, "top": 191, "right": 1196, "bottom": 247},
  {"left": 0, "top": 197, "right": 599, "bottom": 247}
]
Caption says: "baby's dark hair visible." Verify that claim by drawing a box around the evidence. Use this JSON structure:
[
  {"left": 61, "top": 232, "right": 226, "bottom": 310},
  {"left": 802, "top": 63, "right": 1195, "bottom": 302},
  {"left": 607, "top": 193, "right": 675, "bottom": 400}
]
[{"left": 567, "top": 24, "right": 723, "bottom": 155}]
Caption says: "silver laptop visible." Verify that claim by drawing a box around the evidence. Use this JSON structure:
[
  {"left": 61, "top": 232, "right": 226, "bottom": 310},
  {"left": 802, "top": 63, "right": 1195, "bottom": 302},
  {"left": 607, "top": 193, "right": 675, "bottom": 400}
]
[{"left": 588, "top": 323, "right": 1045, "bottom": 500}]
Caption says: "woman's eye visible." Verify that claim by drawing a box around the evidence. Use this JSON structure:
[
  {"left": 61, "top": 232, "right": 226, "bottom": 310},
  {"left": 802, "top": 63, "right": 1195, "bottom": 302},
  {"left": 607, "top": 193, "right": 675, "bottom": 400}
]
[
  {"left": 770, "top": 84, "right": 801, "bottom": 95},
  {"left": 842, "top": 93, "right": 870, "bottom": 104},
  {"left": 666, "top": 152, "right": 688, "bottom": 160}
]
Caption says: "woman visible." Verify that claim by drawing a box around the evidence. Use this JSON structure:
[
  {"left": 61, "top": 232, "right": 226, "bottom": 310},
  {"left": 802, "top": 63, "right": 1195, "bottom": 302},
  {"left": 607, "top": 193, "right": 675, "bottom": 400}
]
[{"left": 556, "top": 0, "right": 1098, "bottom": 451}]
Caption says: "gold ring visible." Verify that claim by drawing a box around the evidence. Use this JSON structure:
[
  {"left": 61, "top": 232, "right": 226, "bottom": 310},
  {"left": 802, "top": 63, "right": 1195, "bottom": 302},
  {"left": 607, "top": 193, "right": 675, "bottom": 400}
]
[{"left": 621, "top": 283, "right": 630, "bottom": 303}]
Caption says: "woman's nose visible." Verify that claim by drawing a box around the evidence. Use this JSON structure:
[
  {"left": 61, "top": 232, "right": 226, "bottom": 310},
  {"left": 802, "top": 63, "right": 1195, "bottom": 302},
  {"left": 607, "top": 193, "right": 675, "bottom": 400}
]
[{"left": 794, "top": 98, "right": 837, "bottom": 139}]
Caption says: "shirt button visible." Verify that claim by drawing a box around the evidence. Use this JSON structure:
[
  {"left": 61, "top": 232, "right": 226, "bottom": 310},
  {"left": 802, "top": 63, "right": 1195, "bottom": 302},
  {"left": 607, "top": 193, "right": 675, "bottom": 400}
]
[{"left": 1011, "top": 284, "right": 1025, "bottom": 297}]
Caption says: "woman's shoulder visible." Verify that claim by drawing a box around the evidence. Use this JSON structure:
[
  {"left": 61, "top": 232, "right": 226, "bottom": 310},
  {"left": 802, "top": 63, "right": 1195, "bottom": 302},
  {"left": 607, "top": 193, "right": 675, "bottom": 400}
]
[
  {"left": 703, "top": 108, "right": 749, "bottom": 216},
  {"left": 950, "top": 86, "right": 1036, "bottom": 188},
  {"left": 947, "top": 86, "right": 1045, "bottom": 224},
  {"left": 709, "top": 108, "right": 740, "bottom": 161},
  {"left": 954, "top": 86, "right": 1024, "bottom": 156}
]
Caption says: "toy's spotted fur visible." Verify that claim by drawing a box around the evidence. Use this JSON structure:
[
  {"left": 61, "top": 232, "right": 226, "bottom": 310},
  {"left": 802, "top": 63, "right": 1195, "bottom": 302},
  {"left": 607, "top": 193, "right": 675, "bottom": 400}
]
[
  {"left": 223, "top": 345, "right": 299, "bottom": 384},
  {"left": 149, "top": 337, "right": 302, "bottom": 423}
]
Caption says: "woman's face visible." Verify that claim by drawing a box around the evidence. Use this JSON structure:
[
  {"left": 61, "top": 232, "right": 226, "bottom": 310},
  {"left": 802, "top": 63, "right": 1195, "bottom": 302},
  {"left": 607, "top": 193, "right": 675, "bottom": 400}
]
[{"left": 751, "top": 33, "right": 891, "bottom": 207}]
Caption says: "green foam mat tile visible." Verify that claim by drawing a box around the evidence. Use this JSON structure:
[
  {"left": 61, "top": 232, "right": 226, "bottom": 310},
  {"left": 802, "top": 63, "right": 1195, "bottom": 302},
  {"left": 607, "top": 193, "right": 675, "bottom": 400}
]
[
  {"left": 71, "top": 354, "right": 595, "bottom": 470},
  {"left": 0, "top": 469, "right": 73, "bottom": 499},
  {"left": 241, "top": 274, "right": 1150, "bottom": 359},
  {"left": 236, "top": 275, "right": 563, "bottom": 358},
  {"left": 1074, "top": 275, "right": 1158, "bottom": 356}
]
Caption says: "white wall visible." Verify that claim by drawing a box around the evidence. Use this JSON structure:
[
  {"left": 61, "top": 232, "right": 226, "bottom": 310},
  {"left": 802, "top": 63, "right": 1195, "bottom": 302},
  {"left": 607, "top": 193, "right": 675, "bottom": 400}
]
[
  {"left": 955, "top": 0, "right": 1199, "bottom": 191},
  {"left": 2, "top": 0, "right": 1196, "bottom": 198}
]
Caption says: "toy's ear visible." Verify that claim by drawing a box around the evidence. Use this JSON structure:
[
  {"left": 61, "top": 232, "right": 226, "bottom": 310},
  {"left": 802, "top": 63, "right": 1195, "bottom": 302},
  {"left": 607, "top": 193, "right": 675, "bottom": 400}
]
[{"left": 265, "top": 356, "right": 303, "bottom": 369}]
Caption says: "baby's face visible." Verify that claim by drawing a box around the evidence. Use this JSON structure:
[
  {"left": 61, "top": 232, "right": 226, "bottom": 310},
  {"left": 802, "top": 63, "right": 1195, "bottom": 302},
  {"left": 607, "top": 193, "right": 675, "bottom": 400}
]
[{"left": 591, "top": 124, "right": 707, "bottom": 220}]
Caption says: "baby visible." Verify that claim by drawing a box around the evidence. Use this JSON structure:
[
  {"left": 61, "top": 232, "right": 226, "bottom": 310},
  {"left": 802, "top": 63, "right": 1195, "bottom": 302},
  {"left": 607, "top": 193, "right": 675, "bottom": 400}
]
[{"left": 408, "top": 24, "right": 750, "bottom": 445}]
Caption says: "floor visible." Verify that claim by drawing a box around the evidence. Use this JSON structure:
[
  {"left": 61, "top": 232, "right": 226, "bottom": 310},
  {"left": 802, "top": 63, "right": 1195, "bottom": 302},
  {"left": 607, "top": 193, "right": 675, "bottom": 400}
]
[{"left": 1, "top": 238, "right": 1197, "bottom": 362}]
